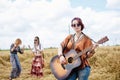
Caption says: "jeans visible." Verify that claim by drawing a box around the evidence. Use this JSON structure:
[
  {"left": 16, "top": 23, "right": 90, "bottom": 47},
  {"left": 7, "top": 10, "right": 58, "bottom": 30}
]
[
  {"left": 67, "top": 66, "right": 90, "bottom": 80},
  {"left": 10, "top": 54, "right": 22, "bottom": 79}
]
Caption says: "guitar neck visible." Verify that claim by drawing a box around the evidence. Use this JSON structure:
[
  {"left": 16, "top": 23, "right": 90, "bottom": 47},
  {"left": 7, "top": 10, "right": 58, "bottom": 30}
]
[{"left": 74, "top": 36, "right": 109, "bottom": 59}]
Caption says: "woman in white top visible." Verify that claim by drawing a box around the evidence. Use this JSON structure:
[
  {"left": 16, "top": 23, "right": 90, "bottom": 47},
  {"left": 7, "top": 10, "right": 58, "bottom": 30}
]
[{"left": 30, "top": 36, "right": 44, "bottom": 77}]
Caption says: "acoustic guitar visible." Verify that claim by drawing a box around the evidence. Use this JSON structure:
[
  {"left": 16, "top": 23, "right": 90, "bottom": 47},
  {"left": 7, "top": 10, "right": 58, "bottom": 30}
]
[{"left": 50, "top": 36, "right": 109, "bottom": 80}]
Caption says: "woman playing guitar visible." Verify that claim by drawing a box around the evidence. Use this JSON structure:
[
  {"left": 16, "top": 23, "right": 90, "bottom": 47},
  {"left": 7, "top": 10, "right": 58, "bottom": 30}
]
[{"left": 58, "top": 17, "right": 96, "bottom": 80}]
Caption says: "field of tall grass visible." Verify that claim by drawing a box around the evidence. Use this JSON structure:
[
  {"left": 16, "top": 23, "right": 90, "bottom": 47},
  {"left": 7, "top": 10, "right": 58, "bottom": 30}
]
[{"left": 0, "top": 46, "right": 120, "bottom": 80}]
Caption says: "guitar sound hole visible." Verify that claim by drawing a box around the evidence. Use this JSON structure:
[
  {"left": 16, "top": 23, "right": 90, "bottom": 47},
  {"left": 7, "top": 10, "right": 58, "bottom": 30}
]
[{"left": 68, "top": 57, "right": 73, "bottom": 63}]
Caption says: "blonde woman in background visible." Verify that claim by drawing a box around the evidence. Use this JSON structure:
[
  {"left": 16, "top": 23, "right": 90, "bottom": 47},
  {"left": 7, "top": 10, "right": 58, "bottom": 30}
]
[{"left": 9, "top": 38, "right": 25, "bottom": 80}]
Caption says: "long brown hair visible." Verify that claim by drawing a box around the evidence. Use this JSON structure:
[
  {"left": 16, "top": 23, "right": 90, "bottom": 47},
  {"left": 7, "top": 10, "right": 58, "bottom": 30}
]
[{"left": 34, "top": 36, "right": 40, "bottom": 44}]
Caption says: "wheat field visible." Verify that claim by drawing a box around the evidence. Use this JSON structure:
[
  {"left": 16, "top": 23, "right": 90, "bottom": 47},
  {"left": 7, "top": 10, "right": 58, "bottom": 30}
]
[{"left": 0, "top": 46, "right": 120, "bottom": 80}]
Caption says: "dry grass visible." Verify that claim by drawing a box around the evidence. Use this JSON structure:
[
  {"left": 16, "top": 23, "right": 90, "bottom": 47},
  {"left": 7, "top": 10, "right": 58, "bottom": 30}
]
[{"left": 0, "top": 46, "right": 120, "bottom": 80}]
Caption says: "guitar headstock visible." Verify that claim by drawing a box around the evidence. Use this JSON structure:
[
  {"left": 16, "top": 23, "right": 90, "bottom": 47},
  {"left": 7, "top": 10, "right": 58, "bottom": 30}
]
[{"left": 97, "top": 36, "right": 109, "bottom": 44}]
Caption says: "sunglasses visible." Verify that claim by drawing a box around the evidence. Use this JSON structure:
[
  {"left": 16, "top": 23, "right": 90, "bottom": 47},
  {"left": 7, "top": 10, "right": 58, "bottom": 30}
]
[
  {"left": 34, "top": 39, "right": 38, "bottom": 41},
  {"left": 71, "top": 23, "right": 81, "bottom": 27}
]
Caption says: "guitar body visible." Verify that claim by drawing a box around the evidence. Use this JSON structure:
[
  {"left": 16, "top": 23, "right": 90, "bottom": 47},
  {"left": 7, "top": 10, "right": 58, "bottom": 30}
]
[{"left": 50, "top": 49, "right": 81, "bottom": 80}]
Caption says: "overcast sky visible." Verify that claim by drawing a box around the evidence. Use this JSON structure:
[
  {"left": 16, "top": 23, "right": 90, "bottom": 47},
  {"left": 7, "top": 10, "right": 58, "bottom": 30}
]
[{"left": 0, "top": 0, "right": 120, "bottom": 49}]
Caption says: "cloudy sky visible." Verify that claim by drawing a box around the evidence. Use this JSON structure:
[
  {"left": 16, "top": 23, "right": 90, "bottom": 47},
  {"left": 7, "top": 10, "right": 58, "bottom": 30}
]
[{"left": 0, "top": 0, "right": 120, "bottom": 49}]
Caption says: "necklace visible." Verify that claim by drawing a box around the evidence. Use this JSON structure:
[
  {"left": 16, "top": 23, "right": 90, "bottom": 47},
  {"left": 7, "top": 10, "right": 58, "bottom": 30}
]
[{"left": 75, "top": 32, "right": 82, "bottom": 42}]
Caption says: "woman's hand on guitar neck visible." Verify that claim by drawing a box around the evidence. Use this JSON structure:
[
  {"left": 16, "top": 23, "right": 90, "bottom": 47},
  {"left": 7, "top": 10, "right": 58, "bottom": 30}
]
[{"left": 59, "top": 56, "right": 67, "bottom": 64}]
